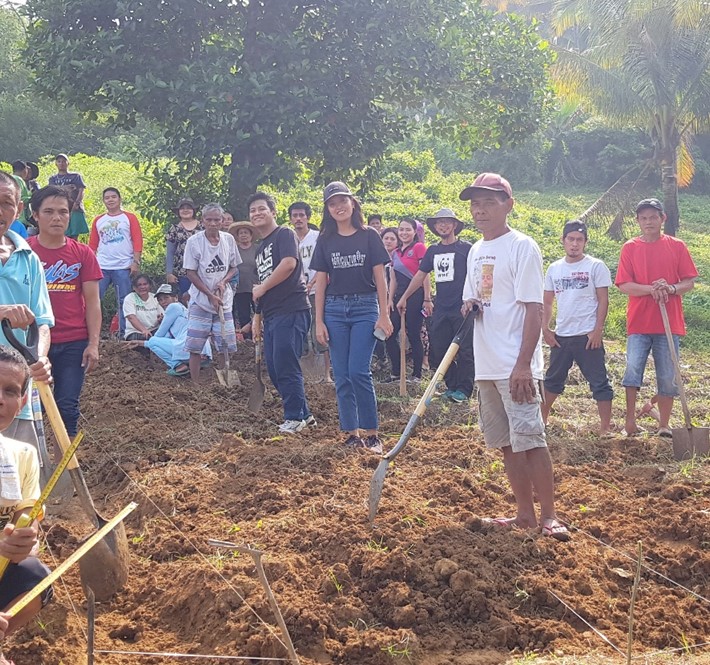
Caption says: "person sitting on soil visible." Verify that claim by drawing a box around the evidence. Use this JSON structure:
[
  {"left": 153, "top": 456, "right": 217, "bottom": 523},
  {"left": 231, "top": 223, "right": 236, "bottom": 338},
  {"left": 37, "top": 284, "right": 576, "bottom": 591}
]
[
  {"left": 0, "top": 346, "right": 53, "bottom": 638},
  {"left": 123, "top": 274, "right": 163, "bottom": 342},
  {"left": 227, "top": 221, "right": 259, "bottom": 339},
  {"left": 250, "top": 191, "right": 314, "bottom": 434},
  {"left": 183, "top": 203, "right": 241, "bottom": 384},
  {"left": 397, "top": 208, "right": 474, "bottom": 403},
  {"left": 461, "top": 172, "right": 569, "bottom": 541},
  {"left": 311, "top": 181, "right": 393, "bottom": 452},
  {"left": 27, "top": 185, "right": 103, "bottom": 439},
  {"left": 124, "top": 283, "right": 212, "bottom": 376}
]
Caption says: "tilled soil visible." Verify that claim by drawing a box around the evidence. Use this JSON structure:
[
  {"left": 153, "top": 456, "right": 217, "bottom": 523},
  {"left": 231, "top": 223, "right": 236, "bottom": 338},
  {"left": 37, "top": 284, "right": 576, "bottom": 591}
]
[{"left": 5, "top": 342, "right": 710, "bottom": 664}]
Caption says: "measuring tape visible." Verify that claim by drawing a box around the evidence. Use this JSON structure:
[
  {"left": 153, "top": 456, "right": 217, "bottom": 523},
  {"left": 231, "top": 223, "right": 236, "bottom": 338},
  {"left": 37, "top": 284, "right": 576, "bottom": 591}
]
[
  {"left": 6, "top": 501, "right": 138, "bottom": 618},
  {"left": 0, "top": 432, "right": 85, "bottom": 580}
]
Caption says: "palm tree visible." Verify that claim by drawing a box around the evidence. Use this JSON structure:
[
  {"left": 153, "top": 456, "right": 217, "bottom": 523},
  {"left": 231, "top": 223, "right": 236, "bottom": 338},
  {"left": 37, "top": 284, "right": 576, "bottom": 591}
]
[{"left": 551, "top": 0, "right": 710, "bottom": 235}]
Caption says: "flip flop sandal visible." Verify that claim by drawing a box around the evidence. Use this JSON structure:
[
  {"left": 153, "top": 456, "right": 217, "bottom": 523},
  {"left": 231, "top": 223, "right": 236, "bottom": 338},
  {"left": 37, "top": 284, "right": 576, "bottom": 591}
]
[
  {"left": 167, "top": 364, "right": 190, "bottom": 377},
  {"left": 481, "top": 517, "right": 518, "bottom": 532},
  {"left": 657, "top": 427, "right": 673, "bottom": 439},
  {"left": 540, "top": 519, "right": 570, "bottom": 542}
]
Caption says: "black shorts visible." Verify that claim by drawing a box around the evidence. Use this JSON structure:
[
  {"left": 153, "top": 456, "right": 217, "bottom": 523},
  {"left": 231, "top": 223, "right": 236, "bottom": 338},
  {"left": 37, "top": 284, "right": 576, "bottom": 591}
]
[
  {"left": 544, "top": 334, "right": 613, "bottom": 402},
  {"left": 0, "top": 557, "right": 53, "bottom": 610}
]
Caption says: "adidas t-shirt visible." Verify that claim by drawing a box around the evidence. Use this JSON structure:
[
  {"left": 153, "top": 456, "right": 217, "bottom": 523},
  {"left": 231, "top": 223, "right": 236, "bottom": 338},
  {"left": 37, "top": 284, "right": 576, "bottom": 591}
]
[{"left": 183, "top": 231, "right": 241, "bottom": 313}]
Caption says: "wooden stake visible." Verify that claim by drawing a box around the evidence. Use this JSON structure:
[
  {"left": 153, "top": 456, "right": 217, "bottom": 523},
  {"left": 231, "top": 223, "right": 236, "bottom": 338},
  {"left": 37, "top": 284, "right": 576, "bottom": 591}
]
[
  {"left": 86, "top": 586, "right": 95, "bottom": 665},
  {"left": 627, "top": 541, "right": 643, "bottom": 664}
]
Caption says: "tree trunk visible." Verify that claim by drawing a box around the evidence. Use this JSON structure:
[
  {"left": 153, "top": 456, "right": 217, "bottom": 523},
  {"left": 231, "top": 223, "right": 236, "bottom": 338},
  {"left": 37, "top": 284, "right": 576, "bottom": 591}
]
[
  {"left": 227, "top": 143, "right": 274, "bottom": 218},
  {"left": 660, "top": 163, "right": 679, "bottom": 236}
]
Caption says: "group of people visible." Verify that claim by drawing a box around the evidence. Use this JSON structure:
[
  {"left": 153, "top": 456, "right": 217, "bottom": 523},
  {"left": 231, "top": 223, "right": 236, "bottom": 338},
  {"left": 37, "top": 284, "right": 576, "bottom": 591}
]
[{"left": 0, "top": 160, "right": 700, "bottom": 640}]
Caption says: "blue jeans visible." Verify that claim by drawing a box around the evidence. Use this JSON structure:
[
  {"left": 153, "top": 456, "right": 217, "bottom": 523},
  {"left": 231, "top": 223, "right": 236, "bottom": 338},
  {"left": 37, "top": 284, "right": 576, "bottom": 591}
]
[
  {"left": 99, "top": 268, "right": 132, "bottom": 336},
  {"left": 263, "top": 310, "right": 311, "bottom": 421},
  {"left": 48, "top": 339, "right": 88, "bottom": 437},
  {"left": 324, "top": 293, "right": 379, "bottom": 432},
  {"left": 622, "top": 333, "right": 680, "bottom": 397}
]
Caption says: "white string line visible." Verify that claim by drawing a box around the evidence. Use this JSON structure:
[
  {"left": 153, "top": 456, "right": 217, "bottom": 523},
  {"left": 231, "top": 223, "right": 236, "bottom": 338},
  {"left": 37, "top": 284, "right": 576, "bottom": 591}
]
[
  {"left": 547, "top": 590, "right": 626, "bottom": 656},
  {"left": 558, "top": 516, "right": 710, "bottom": 606},
  {"left": 631, "top": 642, "right": 710, "bottom": 660},
  {"left": 37, "top": 522, "right": 88, "bottom": 640},
  {"left": 76, "top": 420, "right": 290, "bottom": 653},
  {"left": 94, "top": 650, "right": 288, "bottom": 661}
]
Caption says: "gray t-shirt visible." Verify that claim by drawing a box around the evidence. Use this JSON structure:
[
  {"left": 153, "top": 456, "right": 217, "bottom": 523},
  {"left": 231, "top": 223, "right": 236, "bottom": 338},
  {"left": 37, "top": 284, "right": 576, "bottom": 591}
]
[
  {"left": 544, "top": 254, "right": 612, "bottom": 336},
  {"left": 235, "top": 243, "right": 258, "bottom": 294},
  {"left": 183, "top": 231, "right": 241, "bottom": 313}
]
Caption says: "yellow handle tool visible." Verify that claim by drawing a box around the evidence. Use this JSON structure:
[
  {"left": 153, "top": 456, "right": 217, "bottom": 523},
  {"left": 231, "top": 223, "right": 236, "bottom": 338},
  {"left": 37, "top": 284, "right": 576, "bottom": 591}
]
[{"left": 0, "top": 432, "right": 84, "bottom": 580}]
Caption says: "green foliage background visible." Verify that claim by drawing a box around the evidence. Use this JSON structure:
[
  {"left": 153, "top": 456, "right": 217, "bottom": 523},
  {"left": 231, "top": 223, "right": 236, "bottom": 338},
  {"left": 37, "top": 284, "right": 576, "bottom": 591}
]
[{"left": 4, "top": 151, "right": 706, "bottom": 349}]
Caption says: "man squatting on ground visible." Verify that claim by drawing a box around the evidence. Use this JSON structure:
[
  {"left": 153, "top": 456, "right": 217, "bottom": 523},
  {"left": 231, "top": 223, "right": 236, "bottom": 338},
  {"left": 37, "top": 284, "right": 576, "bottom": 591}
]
[
  {"left": 183, "top": 203, "right": 241, "bottom": 384},
  {"left": 0, "top": 172, "right": 54, "bottom": 473},
  {"left": 461, "top": 172, "right": 569, "bottom": 541},
  {"left": 615, "top": 198, "right": 698, "bottom": 437},
  {"left": 396, "top": 208, "right": 474, "bottom": 404},
  {"left": 250, "top": 192, "right": 315, "bottom": 434},
  {"left": 541, "top": 220, "right": 614, "bottom": 437}
]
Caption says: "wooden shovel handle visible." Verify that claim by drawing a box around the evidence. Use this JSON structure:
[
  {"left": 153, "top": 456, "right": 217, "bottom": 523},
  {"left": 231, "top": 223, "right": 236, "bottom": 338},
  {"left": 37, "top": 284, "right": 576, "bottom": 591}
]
[
  {"left": 36, "top": 382, "right": 80, "bottom": 470},
  {"left": 659, "top": 301, "right": 693, "bottom": 430}
]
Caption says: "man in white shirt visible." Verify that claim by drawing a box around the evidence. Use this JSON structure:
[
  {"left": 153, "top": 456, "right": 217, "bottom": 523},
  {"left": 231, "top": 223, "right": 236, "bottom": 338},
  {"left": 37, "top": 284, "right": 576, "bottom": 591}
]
[
  {"left": 461, "top": 172, "right": 568, "bottom": 542},
  {"left": 541, "top": 221, "right": 613, "bottom": 436}
]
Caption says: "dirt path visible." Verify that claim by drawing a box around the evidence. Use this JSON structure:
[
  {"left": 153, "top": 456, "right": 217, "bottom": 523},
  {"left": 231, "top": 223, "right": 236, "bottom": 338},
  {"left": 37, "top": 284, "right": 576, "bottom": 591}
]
[{"left": 6, "top": 342, "right": 710, "bottom": 664}]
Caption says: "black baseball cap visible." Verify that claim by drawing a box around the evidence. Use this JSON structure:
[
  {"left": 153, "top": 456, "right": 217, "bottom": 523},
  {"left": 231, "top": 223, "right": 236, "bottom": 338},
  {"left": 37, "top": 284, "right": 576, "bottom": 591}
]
[
  {"left": 635, "top": 198, "right": 664, "bottom": 214},
  {"left": 323, "top": 181, "right": 353, "bottom": 203},
  {"left": 563, "top": 220, "right": 587, "bottom": 239}
]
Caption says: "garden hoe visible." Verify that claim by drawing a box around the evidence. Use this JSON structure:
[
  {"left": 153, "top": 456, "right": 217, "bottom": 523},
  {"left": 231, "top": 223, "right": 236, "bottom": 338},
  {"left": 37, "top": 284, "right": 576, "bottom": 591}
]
[
  {"left": 659, "top": 302, "right": 710, "bottom": 460},
  {"left": 2, "top": 320, "right": 131, "bottom": 601},
  {"left": 248, "top": 307, "right": 265, "bottom": 412},
  {"left": 216, "top": 306, "right": 240, "bottom": 387},
  {"left": 369, "top": 308, "right": 476, "bottom": 523}
]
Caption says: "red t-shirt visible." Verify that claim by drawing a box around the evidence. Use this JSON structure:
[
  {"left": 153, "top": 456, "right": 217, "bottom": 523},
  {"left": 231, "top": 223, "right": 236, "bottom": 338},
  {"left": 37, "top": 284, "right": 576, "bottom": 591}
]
[
  {"left": 615, "top": 235, "right": 698, "bottom": 336},
  {"left": 395, "top": 242, "right": 427, "bottom": 277},
  {"left": 28, "top": 237, "right": 103, "bottom": 343}
]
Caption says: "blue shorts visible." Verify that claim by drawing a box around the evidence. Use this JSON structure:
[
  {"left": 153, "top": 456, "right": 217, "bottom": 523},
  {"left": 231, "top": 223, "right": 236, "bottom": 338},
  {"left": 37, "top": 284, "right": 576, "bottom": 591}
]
[
  {"left": 0, "top": 557, "right": 53, "bottom": 610},
  {"left": 184, "top": 303, "right": 237, "bottom": 354},
  {"left": 622, "top": 333, "right": 679, "bottom": 397}
]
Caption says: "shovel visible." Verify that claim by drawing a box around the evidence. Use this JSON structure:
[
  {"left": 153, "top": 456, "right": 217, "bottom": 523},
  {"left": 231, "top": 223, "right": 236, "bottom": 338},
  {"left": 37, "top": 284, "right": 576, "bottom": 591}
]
[
  {"left": 216, "top": 306, "right": 240, "bottom": 387},
  {"left": 369, "top": 308, "right": 475, "bottom": 523},
  {"left": 247, "top": 307, "right": 265, "bottom": 413},
  {"left": 659, "top": 302, "right": 710, "bottom": 460},
  {"left": 2, "top": 320, "right": 131, "bottom": 601},
  {"left": 399, "top": 310, "right": 407, "bottom": 397}
]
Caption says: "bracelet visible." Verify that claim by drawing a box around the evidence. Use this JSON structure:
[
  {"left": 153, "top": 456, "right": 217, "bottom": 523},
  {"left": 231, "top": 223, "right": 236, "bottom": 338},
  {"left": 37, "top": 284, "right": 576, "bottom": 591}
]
[
  {"left": 424, "top": 300, "right": 432, "bottom": 303},
  {"left": 670, "top": 284, "right": 677, "bottom": 295}
]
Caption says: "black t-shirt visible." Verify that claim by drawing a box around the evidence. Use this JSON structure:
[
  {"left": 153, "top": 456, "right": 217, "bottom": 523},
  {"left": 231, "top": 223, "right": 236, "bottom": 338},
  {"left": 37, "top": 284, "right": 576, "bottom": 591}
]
[
  {"left": 310, "top": 227, "right": 391, "bottom": 296},
  {"left": 419, "top": 239, "right": 472, "bottom": 311},
  {"left": 255, "top": 225, "right": 309, "bottom": 318}
]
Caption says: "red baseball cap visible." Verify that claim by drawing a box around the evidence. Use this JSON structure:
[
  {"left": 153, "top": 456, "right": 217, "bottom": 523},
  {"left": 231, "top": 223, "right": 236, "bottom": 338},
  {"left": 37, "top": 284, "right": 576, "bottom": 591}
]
[{"left": 459, "top": 172, "right": 513, "bottom": 200}]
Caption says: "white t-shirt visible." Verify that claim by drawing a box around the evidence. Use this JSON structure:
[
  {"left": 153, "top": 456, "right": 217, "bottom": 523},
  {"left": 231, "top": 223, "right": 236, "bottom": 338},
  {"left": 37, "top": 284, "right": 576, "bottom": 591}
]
[
  {"left": 183, "top": 231, "right": 241, "bottom": 313},
  {"left": 463, "top": 229, "right": 544, "bottom": 380},
  {"left": 123, "top": 292, "right": 163, "bottom": 338},
  {"left": 297, "top": 229, "right": 320, "bottom": 283},
  {"left": 0, "top": 433, "right": 42, "bottom": 528},
  {"left": 544, "top": 255, "right": 612, "bottom": 336},
  {"left": 93, "top": 212, "right": 139, "bottom": 270}
]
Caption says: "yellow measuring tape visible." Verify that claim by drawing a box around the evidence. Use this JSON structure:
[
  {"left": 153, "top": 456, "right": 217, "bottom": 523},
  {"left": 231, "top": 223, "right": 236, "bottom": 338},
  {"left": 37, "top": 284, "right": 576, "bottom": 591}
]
[
  {"left": 0, "top": 432, "right": 85, "bottom": 580},
  {"left": 6, "top": 501, "right": 137, "bottom": 618}
]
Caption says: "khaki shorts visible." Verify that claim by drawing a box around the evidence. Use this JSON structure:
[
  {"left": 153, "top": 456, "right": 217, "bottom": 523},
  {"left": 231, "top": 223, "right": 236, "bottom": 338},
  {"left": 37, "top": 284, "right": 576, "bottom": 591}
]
[{"left": 477, "top": 379, "right": 546, "bottom": 453}]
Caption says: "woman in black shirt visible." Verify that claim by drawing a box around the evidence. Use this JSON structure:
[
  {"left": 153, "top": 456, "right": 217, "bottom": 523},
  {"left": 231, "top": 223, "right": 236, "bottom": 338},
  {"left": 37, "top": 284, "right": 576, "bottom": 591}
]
[{"left": 311, "top": 182, "right": 393, "bottom": 453}]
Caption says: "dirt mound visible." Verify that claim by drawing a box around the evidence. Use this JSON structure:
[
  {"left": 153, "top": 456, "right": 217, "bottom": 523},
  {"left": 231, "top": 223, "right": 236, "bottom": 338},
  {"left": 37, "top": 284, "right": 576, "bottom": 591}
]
[{"left": 5, "top": 342, "right": 710, "bottom": 664}]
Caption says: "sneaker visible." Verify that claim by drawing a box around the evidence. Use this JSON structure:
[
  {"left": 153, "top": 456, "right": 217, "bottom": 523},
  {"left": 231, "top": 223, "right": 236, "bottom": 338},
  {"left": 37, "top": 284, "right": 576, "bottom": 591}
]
[
  {"left": 449, "top": 390, "right": 468, "bottom": 404},
  {"left": 408, "top": 376, "right": 422, "bottom": 384},
  {"left": 379, "top": 375, "right": 399, "bottom": 384},
  {"left": 344, "top": 434, "right": 364, "bottom": 448},
  {"left": 363, "top": 435, "right": 383, "bottom": 454},
  {"left": 442, "top": 389, "right": 453, "bottom": 400},
  {"left": 278, "top": 420, "right": 306, "bottom": 434},
  {"left": 304, "top": 414, "right": 317, "bottom": 428}
]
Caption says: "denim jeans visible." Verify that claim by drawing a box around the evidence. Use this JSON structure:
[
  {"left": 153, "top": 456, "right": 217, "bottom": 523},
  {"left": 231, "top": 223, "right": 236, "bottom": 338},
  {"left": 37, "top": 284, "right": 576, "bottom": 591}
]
[
  {"left": 99, "top": 268, "right": 132, "bottom": 336},
  {"left": 622, "top": 333, "right": 680, "bottom": 397},
  {"left": 263, "top": 310, "right": 312, "bottom": 421},
  {"left": 324, "top": 293, "right": 379, "bottom": 432},
  {"left": 48, "top": 339, "right": 88, "bottom": 437}
]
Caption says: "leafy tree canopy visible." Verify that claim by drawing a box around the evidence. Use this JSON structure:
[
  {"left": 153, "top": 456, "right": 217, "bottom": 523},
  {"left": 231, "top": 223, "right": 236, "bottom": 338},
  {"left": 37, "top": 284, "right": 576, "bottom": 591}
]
[{"left": 25, "top": 0, "right": 553, "bottom": 213}]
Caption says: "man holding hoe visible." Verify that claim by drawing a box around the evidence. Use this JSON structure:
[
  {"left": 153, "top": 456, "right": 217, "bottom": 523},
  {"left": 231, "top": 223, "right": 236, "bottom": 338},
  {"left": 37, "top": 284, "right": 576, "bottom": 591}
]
[{"left": 461, "top": 173, "right": 568, "bottom": 541}]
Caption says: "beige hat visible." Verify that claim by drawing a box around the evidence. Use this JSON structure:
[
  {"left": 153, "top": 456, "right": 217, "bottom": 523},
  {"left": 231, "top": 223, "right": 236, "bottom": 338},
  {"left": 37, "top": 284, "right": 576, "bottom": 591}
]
[{"left": 228, "top": 220, "right": 258, "bottom": 239}]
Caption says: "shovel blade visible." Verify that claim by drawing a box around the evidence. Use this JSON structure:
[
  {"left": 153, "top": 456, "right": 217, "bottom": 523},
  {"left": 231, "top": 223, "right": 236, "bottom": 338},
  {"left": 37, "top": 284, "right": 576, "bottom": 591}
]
[
  {"left": 672, "top": 428, "right": 694, "bottom": 461},
  {"left": 227, "top": 369, "right": 241, "bottom": 387},
  {"left": 247, "top": 380, "right": 265, "bottom": 413},
  {"left": 368, "top": 459, "right": 390, "bottom": 524},
  {"left": 300, "top": 352, "right": 325, "bottom": 382},
  {"left": 78, "top": 520, "right": 130, "bottom": 601},
  {"left": 691, "top": 427, "right": 710, "bottom": 457}
]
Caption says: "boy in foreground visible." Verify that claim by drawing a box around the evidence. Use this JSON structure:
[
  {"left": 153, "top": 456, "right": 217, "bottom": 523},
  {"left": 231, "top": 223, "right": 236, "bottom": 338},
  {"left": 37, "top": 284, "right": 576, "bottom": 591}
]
[{"left": 0, "top": 346, "right": 53, "bottom": 639}]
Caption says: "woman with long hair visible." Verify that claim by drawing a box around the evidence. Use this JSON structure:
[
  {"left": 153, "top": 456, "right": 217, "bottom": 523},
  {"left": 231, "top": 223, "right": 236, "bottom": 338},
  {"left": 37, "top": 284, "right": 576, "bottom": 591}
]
[
  {"left": 311, "top": 182, "right": 393, "bottom": 453},
  {"left": 165, "top": 198, "right": 203, "bottom": 298},
  {"left": 385, "top": 218, "right": 430, "bottom": 383}
]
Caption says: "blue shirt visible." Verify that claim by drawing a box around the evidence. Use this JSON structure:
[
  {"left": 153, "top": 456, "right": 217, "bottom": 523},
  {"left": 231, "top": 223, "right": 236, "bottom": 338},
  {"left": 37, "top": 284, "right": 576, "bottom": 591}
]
[
  {"left": 0, "top": 230, "right": 55, "bottom": 420},
  {"left": 9, "top": 221, "right": 28, "bottom": 239}
]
